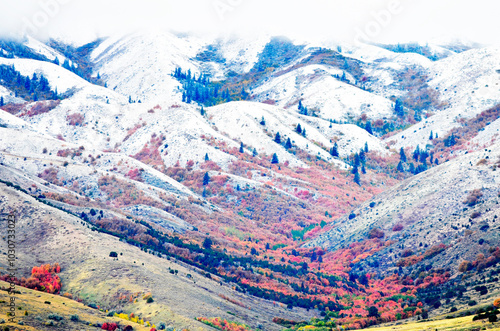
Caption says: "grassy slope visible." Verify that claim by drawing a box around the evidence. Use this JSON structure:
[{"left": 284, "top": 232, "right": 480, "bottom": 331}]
[
  {"left": 362, "top": 314, "right": 500, "bottom": 331},
  {"left": 0, "top": 182, "right": 316, "bottom": 330},
  {"left": 0, "top": 280, "right": 149, "bottom": 331}
]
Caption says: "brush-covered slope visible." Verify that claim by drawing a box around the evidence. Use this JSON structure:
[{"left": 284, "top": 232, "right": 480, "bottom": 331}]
[
  {"left": 306, "top": 141, "right": 500, "bottom": 275},
  {"left": 0, "top": 182, "right": 317, "bottom": 331}
]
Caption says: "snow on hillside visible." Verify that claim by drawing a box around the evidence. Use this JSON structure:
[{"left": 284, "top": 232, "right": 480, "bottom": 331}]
[
  {"left": 91, "top": 31, "right": 208, "bottom": 103},
  {"left": 0, "top": 86, "right": 24, "bottom": 105},
  {"left": 24, "top": 36, "right": 68, "bottom": 63},
  {"left": 385, "top": 46, "right": 500, "bottom": 150},
  {"left": 252, "top": 64, "right": 394, "bottom": 121},
  {"left": 0, "top": 57, "right": 85, "bottom": 94}
]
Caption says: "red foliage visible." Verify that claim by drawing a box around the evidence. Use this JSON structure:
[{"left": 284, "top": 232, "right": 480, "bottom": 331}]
[
  {"left": 66, "top": 113, "right": 85, "bottom": 126},
  {"left": 1, "top": 263, "right": 62, "bottom": 294}
]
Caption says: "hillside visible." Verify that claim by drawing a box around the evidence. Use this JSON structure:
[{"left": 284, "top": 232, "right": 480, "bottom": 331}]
[{"left": 1, "top": 32, "right": 500, "bottom": 331}]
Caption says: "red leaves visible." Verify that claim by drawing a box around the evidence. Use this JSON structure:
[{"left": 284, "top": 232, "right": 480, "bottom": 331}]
[{"left": 102, "top": 323, "right": 118, "bottom": 331}]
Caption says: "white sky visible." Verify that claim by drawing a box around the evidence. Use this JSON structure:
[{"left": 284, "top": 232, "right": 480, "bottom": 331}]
[{"left": 0, "top": 0, "right": 499, "bottom": 45}]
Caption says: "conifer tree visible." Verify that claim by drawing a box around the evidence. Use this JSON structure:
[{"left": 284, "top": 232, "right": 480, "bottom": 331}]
[
  {"left": 203, "top": 172, "right": 210, "bottom": 185},
  {"left": 330, "top": 142, "right": 339, "bottom": 157},
  {"left": 296, "top": 123, "right": 302, "bottom": 134},
  {"left": 364, "top": 142, "right": 369, "bottom": 153},
  {"left": 274, "top": 132, "right": 281, "bottom": 144},
  {"left": 0, "top": 96, "right": 3, "bottom": 107},
  {"left": 252, "top": 148, "right": 258, "bottom": 157},
  {"left": 365, "top": 121, "right": 373, "bottom": 135},
  {"left": 400, "top": 147, "right": 407, "bottom": 163},
  {"left": 204, "top": 153, "right": 209, "bottom": 161},
  {"left": 239, "top": 142, "right": 244, "bottom": 153},
  {"left": 271, "top": 153, "right": 279, "bottom": 164},
  {"left": 284, "top": 138, "right": 292, "bottom": 149}
]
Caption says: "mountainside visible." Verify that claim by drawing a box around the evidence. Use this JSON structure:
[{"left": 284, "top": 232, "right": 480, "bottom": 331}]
[{"left": 1, "top": 33, "right": 500, "bottom": 331}]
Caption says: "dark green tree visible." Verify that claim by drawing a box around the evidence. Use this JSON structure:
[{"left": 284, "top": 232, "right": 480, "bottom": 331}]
[
  {"left": 203, "top": 172, "right": 210, "bottom": 185},
  {"left": 274, "top": 132, "right": 281, "bottom": 144},
  {"left": 365, "top": 121, "right": 373, "bottom": 135},
  {"left": 239, "top": 142, "right": 244, "bottom": 153},
  {"left": 400, "top": 147, "right": 407, "bottom": 163},
  {"left": 284, "top": 138, "right": 292, "bottom": 149},
  {"left": 397, "top": 161, "right": 404, "bottom": 172},
  {"left": 252, "top": 148, "right": 258, "bottom": 157},
  {"left": 204, "top": 153, "right": 209, "bottom": 161},
  {"left": 0, "top": 96, "right": 3, "bottom": 107},
  {"left": 364, "top": 142, "right": 369, "bottom": 153},
  {"left": 296, "top": 123, "right": 302, "bottom": 134},
  {"left": 271, "top": 153, "right": 279, "bottom": 164},
  {"left": 429, "top": 130, "right": 433, "bottom": 140},
  {"left": 367, "top": 306, "right": 379, "bottom": 318},
  {"left": 395, "top": 98, "right": 404, "bottom": 117},
  {"left": 330, "top": 142, "right": 339, "bottom": 157},
  {"left": 202, "top": 237, "right": 213, "bottom": 249},
  {"left": 354, "top": 170, "right": 361, "bottom": 185},
  {"left": 260, "top": 116, "right": 266, "bottom": 125}
]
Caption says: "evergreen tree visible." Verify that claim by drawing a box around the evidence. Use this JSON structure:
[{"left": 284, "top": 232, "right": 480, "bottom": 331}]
[
  {"left": 397, "top": 161, "right": 404, "bottom": 172},
  {"left": 409, "top": 162, "right": 415, "bottom": 174},
  {"left": 252, "top": 148, "right": 258, "bottom": 157},
  {"left": 200, "top": 106, "right": 205, "bottom": 116},
  {"left": 203, "top": 172, "right": 210, "bottom": 185},
  {"left": 53, "top": 57, "right": 59, "bottom": 65},
  {"left": 202, "top": 237, "right": 212, "bottom": 250},
  {"left": 296, "top": 123, "right": 302, "bottom": 134},
  {"left": 395, "top": 98, "right": 404, "bottom": 117},
  {"left": 354, "top": 170, "right": 361, "bottom": 185},
  {"left": 239, "top": 142, "right": 244, "bottom": 153},
  {"left": 365, "top": 121, "right": 373, "bottom": 135},
  {"left": 429, "top": 130, "right": 433, "bottom": 140},
  {"left": 364, "top": 142, "right": 369, "bottom": 153},
  {"left": 204, "top": 153, "right": 209, "bottom": 161},
  {"left": 330, "top": 142, "right": 339, "bottom": 157},
  {"left": 271, "top": 153, "right": 279, "bottom": 164},
  {"left": 302, "top": 128, "right": 306, "bottom": 137},
  {"left": 274, "top": 132, "right": 281, "bottom": 144},
  {"left": 128, "top": 95, "right": 132, "bottom": 103},
  {"left": 413, "top": 145, "right": 420, "bottom": 162},
  {"left": 284, "top": 138, "right": 292, "bottom": 149},
  {"left": 0, "top": 96, "right": 3, "bottom": 107},
  {"left": 260, "top": 116, "right": 266, "bottom": 125},
  {"left": 361, "top": 165, "right": 366, "bottom": 174},
  {"left": 400, "top": 147, "right": 407, "bottom": 163}
]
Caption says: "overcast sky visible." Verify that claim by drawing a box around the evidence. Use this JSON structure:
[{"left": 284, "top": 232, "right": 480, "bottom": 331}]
[{"left": 0, "top": 0, "right": 498, "bottom": 45}]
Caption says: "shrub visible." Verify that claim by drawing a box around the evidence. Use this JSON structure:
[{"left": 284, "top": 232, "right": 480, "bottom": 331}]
[
  {"left": 468, "top": 300, "right": 477, "bottom": 306},
  {"left": 392, "top": 223, "right": 404, "bottom": 231},
  {"left": 67, "top": 113, "right": 85, "bottom": 126},
  {"left": 368, "top": 228, "right": 384, "bottom": 239},
  {"left": 109, "top": 251, "right": 118, "bottom": 258},
  {"left": 464, "top": 189, "right": 483, "bottom": 207},
  {"left": 348, "top": 213, "right": 356, "bottom": 220},
  {"left": 44, "top": 301, "right": 51, "bottom": 304},
  {"left": 48, "top": 313, "right": 63, "bottom": 321},
  {"left": 70, "top": 314, "right": 79, "bottom": 321},
  {"left": 147, "top": 296, "right": 154, "bottom": 303}
]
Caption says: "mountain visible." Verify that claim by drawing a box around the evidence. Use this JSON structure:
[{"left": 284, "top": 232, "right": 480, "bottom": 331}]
[{"left": 1, "top": 33, "right": 500, "bottom": 331}]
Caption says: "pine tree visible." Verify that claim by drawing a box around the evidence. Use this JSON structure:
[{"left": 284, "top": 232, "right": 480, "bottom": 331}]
[
  {"left": 203, "top": 172, "right": 210, "bottom": 185},
  {"left": 284, "top": 138, "right": 292, "bottom": 149},
  {"left": 239, "top": 142, "right": 244, "bottom": 153},
  {"left": 361, "top": 165, "right": 366, "bottom": 174},
  {"left": 271, "top": 153, "right": 279, "bottom": 164},
  {"left": 204, "top": 153, "right": 209, "bottom": 161},
  {"left": 413, "top": 145, "right": 420, "bottom": 162},
  {"left": 252, "top": 148, "right": 258, "bottom": 157},
  {"left": 260, "top": 116, "right": 266, "bottom": 125},
  {"left": 274, "top": 132, "right": 281, "bottom": 144},
  {"left": 400, "top": 147, "right": 407, "bottom": 163},
  {"left": 129, "top": 95, "right": 132, "bottom": 103},
  {"left": 429, "top": 130, "right": 433, "bottom": 140},
  {"left": 395, "top": 98, "right": 404, "bottom": 117},
  {"left": 0, "top": 96, "right": 3, "bottom": 107},
  {"left": 330, "top": 142, "right": 339, "bottom": 157},
  {"left": 354, "top": 170, "right": 361, "bottom": 185},
  {"left": 302, "top": 128, "right": 306, "bottom": 137},
  {"left": 200, "top": 106, "right": 205, "bottom": 116},
  {"left": 53, "top": 57, "right": 59, "bottom": 65},
  {"left": 364, "top": 142, "right": 369, "bottom": 153},
  {"left": 365, "top": 121, "right": 373, "bottom": 135},
  {"left": 397, "top": 161, "right": 404, "bottom": 172},
  {"left": 296, "top": 123, "right": 302, "bottom": 134}
]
